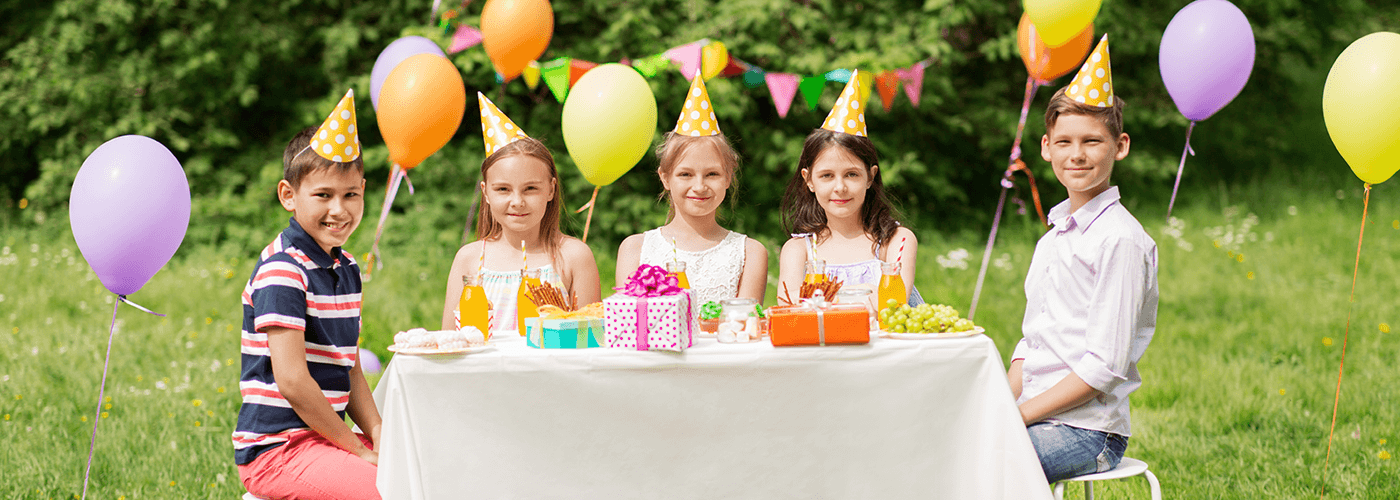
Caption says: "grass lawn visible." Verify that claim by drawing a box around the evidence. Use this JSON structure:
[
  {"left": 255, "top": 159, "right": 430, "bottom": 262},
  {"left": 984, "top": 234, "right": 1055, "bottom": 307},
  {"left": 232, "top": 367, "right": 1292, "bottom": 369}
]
[{"left": 2, "top": 180, "right": 1398, "bottom": 498}]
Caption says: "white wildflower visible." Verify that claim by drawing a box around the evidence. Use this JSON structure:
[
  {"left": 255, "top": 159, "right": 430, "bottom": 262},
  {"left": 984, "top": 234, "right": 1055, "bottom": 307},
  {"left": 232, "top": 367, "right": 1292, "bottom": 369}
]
[
  {"left": 29, "top": 243, "right": 38, "bottom": 253},
  {"left": 1287, "top": 206, "right": 1298, "bottom": 216},
  {"left": 156, "top": 380, "right": 167, "bottom": 390}
]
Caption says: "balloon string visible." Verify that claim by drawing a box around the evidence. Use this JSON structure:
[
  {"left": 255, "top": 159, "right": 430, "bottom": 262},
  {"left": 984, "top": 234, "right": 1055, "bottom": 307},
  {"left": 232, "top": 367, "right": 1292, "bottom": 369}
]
[
  {"left": 1321, "top": 183, "right": 1370, "bottom": 499},
  {"left": 1166, "top": 121, "right": 1197, "bottom": 220},
  {"left": 81, "top": 297, "right": 121, "bottom": 500},
  {"left": 576, "top": 186, "right": 601, "bottom": 243},
  {"left": 117, "top": 295, "right": 165, "bottom": 317},
  {"left": 970, "top": 77, "right": 1041, "bottom": 321},
  {"left": 368, "top": 164, "right": 406, "bottom": 274}
]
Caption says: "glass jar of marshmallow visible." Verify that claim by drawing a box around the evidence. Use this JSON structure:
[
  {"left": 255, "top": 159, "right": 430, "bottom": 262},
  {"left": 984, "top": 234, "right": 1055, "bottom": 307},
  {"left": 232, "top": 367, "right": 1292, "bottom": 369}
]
[{"left": 715, "top": 298, "right": 761, "bottom": 343}]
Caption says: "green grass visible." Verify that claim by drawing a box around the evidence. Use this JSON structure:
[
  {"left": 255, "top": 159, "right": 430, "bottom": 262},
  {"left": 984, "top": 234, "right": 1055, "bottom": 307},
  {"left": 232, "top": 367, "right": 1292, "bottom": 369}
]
[{"left": 3, "top": 180, "right": 1399, "bottom": 498}]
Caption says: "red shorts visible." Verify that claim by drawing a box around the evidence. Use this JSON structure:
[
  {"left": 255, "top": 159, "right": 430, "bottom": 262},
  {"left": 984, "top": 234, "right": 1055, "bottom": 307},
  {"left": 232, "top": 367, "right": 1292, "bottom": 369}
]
[{"left": 238, "top": 429, "right": 380, "bottom": 500}]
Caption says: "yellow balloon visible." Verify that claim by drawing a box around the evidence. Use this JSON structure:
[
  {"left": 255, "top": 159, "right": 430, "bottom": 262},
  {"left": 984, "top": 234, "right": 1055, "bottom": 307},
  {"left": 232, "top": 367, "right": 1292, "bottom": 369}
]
[
  {"left": 1023, "top": 0, "right": 1101, "bottom": 47},
  {"left": 1325, "top": 32, "right": 1400, "bottom": 185},
  {"left": 701, "top": 41, "right": 729, "bottom": 80},
  {"left": 562, "top": 64, "right": 658, "bottom": 186}
]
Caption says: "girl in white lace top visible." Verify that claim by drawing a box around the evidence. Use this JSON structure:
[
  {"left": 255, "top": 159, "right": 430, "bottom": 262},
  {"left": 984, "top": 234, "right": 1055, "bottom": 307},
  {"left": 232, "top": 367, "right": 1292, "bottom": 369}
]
[{"left": 616, "top": 76, "right": 768, "bottom": 309}]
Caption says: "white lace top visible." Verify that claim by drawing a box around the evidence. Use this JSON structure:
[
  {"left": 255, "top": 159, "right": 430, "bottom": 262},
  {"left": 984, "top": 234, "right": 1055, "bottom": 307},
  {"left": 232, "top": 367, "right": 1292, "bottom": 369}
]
[{"left": 638, "top": 228, "right": 747, "bottom": 312}]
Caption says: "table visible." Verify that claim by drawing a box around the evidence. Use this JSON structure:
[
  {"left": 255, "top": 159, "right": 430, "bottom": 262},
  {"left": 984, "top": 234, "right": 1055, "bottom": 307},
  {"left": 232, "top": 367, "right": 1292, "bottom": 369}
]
[{"left": 372, "top": 333, "right": 1051, "bottom": 499}]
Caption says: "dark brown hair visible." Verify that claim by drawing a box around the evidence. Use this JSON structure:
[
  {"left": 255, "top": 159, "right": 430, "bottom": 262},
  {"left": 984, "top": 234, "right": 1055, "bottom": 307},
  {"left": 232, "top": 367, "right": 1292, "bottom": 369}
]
[
  {"left": 780, "top": 128, "right": 902, "bottom": 254},
  {"left": 474, "top": 137, "right": 571, "bottom": 290},
  {"left": 1044, "top": 86, "right": 1127, "bottom": 137},
  {"left": 282, "top": 125, "right": 364, "bottom": 188},
  {"left": 654, "top": 132, "right": 741, "bottom": 219}
]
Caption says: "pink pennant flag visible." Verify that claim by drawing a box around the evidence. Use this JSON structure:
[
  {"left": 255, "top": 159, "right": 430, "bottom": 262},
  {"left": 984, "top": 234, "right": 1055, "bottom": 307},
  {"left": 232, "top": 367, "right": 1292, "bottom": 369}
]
[
  {"left": 449, "top": 25, "right": 483, "bottom": 54},
  {"left": 896, "top": 62, "right": 926, "bottom": 108},
  {"left": 666, "top": 40, "right": 705, "bottom": 80},
  {"left": 765, "top": 73, "right": 800, "bottom": 118}
]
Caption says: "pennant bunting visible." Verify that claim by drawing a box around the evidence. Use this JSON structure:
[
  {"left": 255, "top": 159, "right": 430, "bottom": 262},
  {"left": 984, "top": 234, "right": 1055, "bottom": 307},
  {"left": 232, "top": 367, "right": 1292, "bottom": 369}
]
[
  {"left": 742, "top": 66, "right": 767, "bottom": 88},
  {"left": 542, "top": 58, "right": 572, "bottom": 103},
  {"left": 798, "top": 75, "right": 826, "bottom": 111},
  {"left": 825, "top": 68, "right": 853, "bottom": 83},
  {"left": 666, "top": 40, "right": 706, "bottom": 80},
  {"left": 523, "top": 60, "right": 541, "bottom": 90},
  {"left": 449, "top": 25, "right": 483, "bottom": 54},
  {"left": 568, "top": 59, "right": 598, "bottom": 87},
  {"left": 875, "top": 71, "right": 900, "bottom": 112},
  {"left": 856, "top": 70, "right": 874, "bottom": 108},
  {"left": 700, "top": 40, "right": 729, "bottom": 80},
  {"left": 896, "top": 62, "right": 926, "bottom": 108},
  {"left": 721, "top": 57, "right": 750, "bottom": 78},
  {"left": 765, "top": 73, "right": 799, "bottom": 118},
  {"left": 631, "top": 53, "right": 672, "bottom": 78}
]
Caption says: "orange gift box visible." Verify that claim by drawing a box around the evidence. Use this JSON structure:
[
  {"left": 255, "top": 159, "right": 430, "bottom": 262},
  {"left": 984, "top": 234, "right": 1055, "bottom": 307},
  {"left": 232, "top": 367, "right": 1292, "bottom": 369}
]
[{"left": 768, "top": 303, "right": 870, "bottom": 346}]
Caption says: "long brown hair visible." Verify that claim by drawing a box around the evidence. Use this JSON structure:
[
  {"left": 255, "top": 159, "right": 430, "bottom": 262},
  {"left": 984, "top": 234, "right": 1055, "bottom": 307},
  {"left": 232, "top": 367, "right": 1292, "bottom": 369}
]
[
  {"left": 475, "top": 137, "right": 571, "bottom": 289},
  {"left": 780, "top": 128, "right": 902, "bottom": 254},
  {"left": 654, "top": 131, "right": 741, "bottom": 220}
]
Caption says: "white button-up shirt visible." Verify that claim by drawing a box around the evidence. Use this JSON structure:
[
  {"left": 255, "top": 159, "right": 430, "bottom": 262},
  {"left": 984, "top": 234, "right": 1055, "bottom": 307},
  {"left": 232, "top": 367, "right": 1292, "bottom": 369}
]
[{"left": 1012, "top": 187, "right": 1158, "bottom": 437}]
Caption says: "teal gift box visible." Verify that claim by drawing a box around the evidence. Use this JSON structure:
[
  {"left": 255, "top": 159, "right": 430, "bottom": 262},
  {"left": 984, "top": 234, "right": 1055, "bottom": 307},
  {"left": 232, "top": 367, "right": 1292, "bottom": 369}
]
[{"left": 525, "top": 317, "right": 603, "bottom": 349}]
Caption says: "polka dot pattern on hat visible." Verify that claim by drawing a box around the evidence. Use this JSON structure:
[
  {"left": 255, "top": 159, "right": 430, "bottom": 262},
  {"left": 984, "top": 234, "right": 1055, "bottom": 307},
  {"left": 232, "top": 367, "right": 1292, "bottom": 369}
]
[
  {"left": 478, "top": 92, "right": 531, "bottom": 157},
  {"left": 821, "top": 69, "right": 868, "bottom": 137},
  {"left": 310, "top": 89, "right": 360, "bottom": 162},
  {"left": 1064, "top": 35, "right": 1114, "bottom": 108},
  {"left": 673, "top": 75, "right": 721, "bottom": 137}
]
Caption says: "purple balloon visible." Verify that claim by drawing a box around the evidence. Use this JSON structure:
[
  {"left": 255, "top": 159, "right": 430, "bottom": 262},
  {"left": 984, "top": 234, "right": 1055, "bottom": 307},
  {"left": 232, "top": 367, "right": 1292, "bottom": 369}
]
[
  {"left": 370, "top": 36, "right": 447, "bottom": 110},
  {"left": 70, "top": 136, "right": 191, "bottom": 296},
  {"left": 1160, "top": 0, "right": 1256, "bottom": 121}
]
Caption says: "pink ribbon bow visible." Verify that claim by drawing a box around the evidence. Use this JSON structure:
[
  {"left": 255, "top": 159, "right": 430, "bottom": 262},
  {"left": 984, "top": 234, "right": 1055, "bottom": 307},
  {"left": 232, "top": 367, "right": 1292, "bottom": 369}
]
[{"left": 616, "top": 264, "right": 682, "bottom": 297}]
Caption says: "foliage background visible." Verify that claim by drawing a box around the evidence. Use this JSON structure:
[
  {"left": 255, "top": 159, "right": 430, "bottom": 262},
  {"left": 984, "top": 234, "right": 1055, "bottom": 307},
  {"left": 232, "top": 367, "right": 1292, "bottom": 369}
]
[{"left": 4, "top": 0, "right": 1398, "bottom": 254}]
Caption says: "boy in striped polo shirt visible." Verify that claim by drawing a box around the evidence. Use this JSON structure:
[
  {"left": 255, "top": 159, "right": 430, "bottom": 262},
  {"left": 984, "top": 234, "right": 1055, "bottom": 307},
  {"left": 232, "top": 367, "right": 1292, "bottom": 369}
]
[{"left": 235, "top": 90, "right": 382, "bottom": 500}]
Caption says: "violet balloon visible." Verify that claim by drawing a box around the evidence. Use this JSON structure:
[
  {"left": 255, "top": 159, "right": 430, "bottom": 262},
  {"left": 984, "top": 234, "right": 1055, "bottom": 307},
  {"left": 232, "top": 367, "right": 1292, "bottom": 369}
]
[
  {"left": 1159, "top": 0, "right": 1255, "bottom": 121},
  {"left": 370, "top": 36, "right": 447, "bottom": 110},
  {"left": 70, "top": 135, "right": 191, "bottom": 296}
]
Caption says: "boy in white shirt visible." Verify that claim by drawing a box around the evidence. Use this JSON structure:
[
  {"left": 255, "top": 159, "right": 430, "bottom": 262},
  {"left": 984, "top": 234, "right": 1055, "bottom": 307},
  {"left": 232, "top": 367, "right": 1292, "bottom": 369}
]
[{"left": 1007, "top": 36, "right": 1159, "bottom": 482}]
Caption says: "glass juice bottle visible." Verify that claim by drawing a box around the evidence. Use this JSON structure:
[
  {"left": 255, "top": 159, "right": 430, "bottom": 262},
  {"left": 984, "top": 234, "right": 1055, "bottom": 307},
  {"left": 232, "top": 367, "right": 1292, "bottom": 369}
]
[
  {"left": 458, "top": 274, "right": 491, "bottom": 341},
  {"left": 877, "top": 261, "right": 907, "bottom": 329},
  {"left": 516, "top": 268, "right": 543, "bottom": 336},
  {"left": 666, "top": 260, "right": 690, "bottom": 289},
  {"left": 804, "top": 260, "right": 827, "bottom": 285}
]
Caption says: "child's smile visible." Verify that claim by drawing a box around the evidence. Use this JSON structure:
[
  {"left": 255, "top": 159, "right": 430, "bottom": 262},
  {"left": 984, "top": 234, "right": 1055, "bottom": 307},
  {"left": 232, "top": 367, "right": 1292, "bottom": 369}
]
[
  {"left": 803, "top": 146, "right": 875, "bottom": 221},
  {"left": 278, "top": 167, "right": 365, "bottom": 256},
  {"left": 482, "top": 155, "right": 555, "bottom": 234},
  {"left": 662, "top": 142, "right": 731, "bottom": 219}
]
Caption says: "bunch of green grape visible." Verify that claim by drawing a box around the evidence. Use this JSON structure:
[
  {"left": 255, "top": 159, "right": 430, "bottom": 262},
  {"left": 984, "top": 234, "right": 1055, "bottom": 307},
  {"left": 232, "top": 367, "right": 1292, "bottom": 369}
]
[{"left": 879, "top": 301, "right": 977, "bottom": 334}]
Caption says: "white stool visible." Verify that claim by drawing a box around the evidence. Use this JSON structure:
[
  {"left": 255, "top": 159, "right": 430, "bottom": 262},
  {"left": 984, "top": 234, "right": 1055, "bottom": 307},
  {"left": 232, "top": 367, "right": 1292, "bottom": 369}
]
[{"left": 1052, "top": 457, "right": 1161, "bottom": 500}]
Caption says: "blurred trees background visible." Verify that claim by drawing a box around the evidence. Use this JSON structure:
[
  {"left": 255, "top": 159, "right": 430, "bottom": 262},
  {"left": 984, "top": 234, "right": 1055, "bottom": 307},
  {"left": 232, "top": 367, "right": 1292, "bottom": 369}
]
[{"left": 2, "top": 0, "right": 1398, "bottom": 254}]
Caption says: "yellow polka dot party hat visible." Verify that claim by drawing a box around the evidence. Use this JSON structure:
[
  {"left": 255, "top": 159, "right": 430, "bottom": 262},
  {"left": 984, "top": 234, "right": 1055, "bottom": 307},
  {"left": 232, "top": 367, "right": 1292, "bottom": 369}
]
[
  {"left": 673, "top": 75, "right": 721, "bottom": 137},
  {"left": 1065, "top": 35, "right": 1114, "bottom": 107},
  {"left": 478, "top": 92, "right": 530, "bottom": 156},
  {"left": 309, "top": 89, "right": 360, "bottom": 162},
  {"left": 821, "top": 69, "right": 867, "bottom": 137}
]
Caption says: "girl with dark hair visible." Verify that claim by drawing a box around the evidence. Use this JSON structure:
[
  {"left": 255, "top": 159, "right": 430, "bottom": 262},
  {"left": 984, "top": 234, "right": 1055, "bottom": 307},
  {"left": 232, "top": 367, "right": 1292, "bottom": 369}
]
[{"left": 778, "top": 72, "right": 922, "bottom": 308}]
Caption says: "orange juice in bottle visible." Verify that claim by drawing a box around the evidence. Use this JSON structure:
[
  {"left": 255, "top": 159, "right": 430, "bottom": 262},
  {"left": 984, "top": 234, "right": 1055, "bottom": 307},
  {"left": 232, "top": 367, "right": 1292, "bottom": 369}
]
[
  {"left": 516, "top": 269, "right": 543, "bottom": 336},
  {"left": 803, "top": 260, "right": 827, "bottom": 285},
  {"left": 458, "top": 274, "right": 491, "bottom": 341},
  {"left": 666, "top": 260, "right": 690, "bottom": 289},
  {"left": 877, "top": 261, "right": 907, "bottom": 329}
]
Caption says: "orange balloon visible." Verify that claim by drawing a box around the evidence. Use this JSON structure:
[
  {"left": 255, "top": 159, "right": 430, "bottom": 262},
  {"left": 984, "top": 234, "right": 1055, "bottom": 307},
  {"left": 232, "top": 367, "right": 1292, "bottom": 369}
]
[
  {"left": 377, "top": 54, "right": 466, "bottom": 170},
  {"left": 481, "top": 0, "right": 554, "bottom": 81},
  {"left": 1017, "top": 14, "right": 1094, "bottom": 83}
]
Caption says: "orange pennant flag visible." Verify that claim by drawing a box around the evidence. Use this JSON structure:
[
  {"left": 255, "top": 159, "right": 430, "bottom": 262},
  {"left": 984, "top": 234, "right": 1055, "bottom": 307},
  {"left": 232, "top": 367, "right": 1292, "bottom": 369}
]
[{"left": 875, "top": 71, "right": 900, "bottom": 112}]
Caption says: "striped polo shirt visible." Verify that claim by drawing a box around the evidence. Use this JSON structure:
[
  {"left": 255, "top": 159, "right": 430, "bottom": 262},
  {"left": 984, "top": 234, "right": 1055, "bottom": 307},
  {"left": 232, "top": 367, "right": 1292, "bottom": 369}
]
[{"left": 233, "top": 218, "right": 363, "bottom": 465}]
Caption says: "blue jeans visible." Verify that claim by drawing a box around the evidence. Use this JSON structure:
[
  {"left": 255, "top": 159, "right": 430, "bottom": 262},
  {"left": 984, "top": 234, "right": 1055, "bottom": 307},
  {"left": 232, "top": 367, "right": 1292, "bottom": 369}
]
[{"left": 1027, "top": 421, "right": 1129, "bottom": 483}]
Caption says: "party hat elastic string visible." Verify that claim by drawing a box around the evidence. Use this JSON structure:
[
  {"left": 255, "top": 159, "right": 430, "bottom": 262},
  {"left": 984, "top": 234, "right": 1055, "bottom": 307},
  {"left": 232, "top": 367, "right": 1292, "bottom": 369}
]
[
  {"left": 1320, "top": 183, "right": 1370, "bottom": 499},
  {"left": 1166, "top": 121, "right": 1197, "bottom": 220}
]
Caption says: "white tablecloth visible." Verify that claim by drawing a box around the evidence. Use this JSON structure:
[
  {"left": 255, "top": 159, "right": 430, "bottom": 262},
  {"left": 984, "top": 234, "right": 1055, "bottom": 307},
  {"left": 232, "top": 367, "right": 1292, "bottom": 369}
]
[{"left": 372, "top": 333, "right": 1051, "bottom": 500}]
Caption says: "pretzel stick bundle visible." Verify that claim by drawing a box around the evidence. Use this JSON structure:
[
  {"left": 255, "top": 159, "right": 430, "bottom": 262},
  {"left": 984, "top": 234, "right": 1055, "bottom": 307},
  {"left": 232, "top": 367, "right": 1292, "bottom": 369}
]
[
  {"left": 798, "top": 276, "right": 843, "bottom": 300},
  {"left": 526, "top": 282, "right": 573, "bottom": 311}
]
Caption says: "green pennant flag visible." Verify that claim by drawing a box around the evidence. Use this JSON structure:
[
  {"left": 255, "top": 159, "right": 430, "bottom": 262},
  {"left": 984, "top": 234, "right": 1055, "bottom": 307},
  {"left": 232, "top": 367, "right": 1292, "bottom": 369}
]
[
  {"left": 799, "top": 75, "right": 826, "bottom": 111},
  {"left": 631, "top": 54, "right": 670, "bottom": 78},
  {"left": 742, "top": 67, "right": 766, "bottom": 88},
  {"left": 542, "top": 57, "right": 572, "bottom": 103}
]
